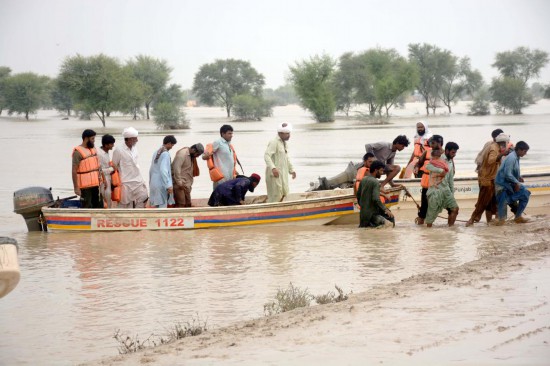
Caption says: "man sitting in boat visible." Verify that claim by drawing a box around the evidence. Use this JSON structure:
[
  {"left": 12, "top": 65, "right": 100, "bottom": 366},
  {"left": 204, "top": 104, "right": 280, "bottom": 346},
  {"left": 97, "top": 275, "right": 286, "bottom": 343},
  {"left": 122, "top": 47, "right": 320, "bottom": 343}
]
[
  {"left": 365, "top": 135, "right": 409, "bottom": 188},
  {"left": 208, "top": 174, "right": 261, "bottom": 206},
  {"left": 356, "top": 161, "right": 394, "bottom": 228}
]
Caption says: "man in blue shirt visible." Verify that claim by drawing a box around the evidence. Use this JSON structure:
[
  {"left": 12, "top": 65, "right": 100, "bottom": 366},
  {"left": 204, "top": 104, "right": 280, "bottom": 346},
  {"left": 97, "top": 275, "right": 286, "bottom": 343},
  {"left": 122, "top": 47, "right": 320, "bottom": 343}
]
[
  {"left": 208, "top": 174, "right": 261, "bottom": 206},
  {"left": 495, "top": 141, "right": 530, "bottom": 224}
]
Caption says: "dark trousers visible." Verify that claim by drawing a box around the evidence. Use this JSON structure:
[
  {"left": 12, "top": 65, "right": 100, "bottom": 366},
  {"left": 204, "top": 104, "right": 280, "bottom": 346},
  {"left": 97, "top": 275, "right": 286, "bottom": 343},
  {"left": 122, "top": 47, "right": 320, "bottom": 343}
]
[
  {"left": 418, "top": 187, "right": 428, "bottom": 219},
  {"left": 81, "top": 186, "right": 103, "bottom": 208}
]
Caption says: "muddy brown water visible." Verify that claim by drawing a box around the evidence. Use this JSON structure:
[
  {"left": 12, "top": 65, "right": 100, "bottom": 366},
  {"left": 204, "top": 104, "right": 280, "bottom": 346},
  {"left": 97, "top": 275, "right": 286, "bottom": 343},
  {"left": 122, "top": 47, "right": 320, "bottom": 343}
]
[{"left": 1, "top": 102, "right": 549, "bottom": 364}]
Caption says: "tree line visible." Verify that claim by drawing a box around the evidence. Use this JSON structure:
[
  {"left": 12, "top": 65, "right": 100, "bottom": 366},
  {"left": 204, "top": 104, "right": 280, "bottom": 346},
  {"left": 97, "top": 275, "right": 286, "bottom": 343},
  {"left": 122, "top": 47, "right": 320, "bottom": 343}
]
[
  {"left": 0, "top": 44, "right": 548, "bottom": 125},
  {"left": 289, "top": 44, "right": 549, "bottom": 122}
]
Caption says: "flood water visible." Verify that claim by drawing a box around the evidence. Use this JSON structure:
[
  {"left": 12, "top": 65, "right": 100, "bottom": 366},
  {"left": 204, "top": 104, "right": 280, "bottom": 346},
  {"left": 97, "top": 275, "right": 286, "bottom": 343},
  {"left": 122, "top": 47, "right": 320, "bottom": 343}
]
[{"left": 1, "top": 101, "right": 549, "bottom": 365}]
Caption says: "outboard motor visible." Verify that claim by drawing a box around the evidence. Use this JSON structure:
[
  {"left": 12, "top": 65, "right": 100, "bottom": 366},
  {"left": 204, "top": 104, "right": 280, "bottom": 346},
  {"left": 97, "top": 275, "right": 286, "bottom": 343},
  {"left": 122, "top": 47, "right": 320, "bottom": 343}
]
[
  {"left": 309, "top": 162, "right": 359, "bottom": 191},
  {"left": 13, "top": 187, "right": 54, "bottom": 231}
]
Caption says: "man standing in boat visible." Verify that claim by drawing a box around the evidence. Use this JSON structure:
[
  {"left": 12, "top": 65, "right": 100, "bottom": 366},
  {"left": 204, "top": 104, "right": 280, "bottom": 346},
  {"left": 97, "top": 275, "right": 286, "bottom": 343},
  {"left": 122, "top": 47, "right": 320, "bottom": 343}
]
[
  {"left": 405, "top": 121, "right": 432, "bottom": 179},
  {"left": 365, "top": 135, "right": 410, "bottom": 188},
  {"left": 202, "top": 125, "right": 239, "bottom": 189},
  {"left": 466, "top": 133, "right": 510, "bottom": 226},
  {"left": 72, "top": 129, "right": 103, "bottom": 209},
  {"left": 171, "top": 143, "right": 204, "bottom": 207},
  {"left": 112, "top": 127, "right": 148, "bottom": 208},
  {"left": 264, "top": 122, "right": 296, "bottom": 203},
  {"left": 356, "top": 160, "right": 394, "bottom": 228},
  {"left": 98, "top": 134, "right": 116, "bottom": 208},
  {"left": 495, "top": 141, "right": 531, "bottom": 224},
  {"left": 149, "top": 135, "right": 177, "bottom": 208}
]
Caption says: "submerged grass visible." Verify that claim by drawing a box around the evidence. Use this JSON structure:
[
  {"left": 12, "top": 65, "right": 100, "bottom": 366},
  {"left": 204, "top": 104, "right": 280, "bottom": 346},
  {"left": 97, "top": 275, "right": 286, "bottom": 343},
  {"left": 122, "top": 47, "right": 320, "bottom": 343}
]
[
  {"left": 113, "top": 315, "right": 207, "bottom": 355},
  {"left": 264, "top": 283, "right": 352, "bottom": 316}
]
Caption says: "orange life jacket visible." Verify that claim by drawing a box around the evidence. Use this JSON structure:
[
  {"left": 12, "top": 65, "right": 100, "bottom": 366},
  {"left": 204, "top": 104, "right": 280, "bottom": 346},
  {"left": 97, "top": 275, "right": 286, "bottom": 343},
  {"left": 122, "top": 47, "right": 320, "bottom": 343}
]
[
  {"left": 110, "top": 162, "right": 121, "bottom": 202},
  {"left": 354, "top": 167, "right": 367, "bottom": 194},
  {"left": 355, "top": 168, "right": 387, "bottom": 207},
  {"left": 420, "top": 146, "right": 433, "bottom": 189},
  {"left": 73, "top": 146, "right": 100, "bottom": 189},
  {"left": 205, "top": 143, "right": 238, "bottom": 182}
]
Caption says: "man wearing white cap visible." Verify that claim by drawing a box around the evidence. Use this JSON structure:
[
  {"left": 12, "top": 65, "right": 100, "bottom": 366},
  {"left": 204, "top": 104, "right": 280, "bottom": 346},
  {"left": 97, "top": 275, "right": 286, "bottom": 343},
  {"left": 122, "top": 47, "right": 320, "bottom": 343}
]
[
  {"left": 264, "top": 122, "right": 296, "bottom": 203},
  {"left": 112, "top": 127, "right": 148, "bottom": 208},
  {"left": 466, "top": 132, "right": 511, "bottom": 226}
]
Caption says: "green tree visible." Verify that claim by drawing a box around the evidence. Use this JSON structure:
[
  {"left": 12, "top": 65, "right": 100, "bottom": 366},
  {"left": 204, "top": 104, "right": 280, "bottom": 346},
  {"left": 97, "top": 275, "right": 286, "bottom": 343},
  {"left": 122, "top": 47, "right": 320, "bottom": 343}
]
[
  {"left": 490, "top": 77, "right": 533, "bottom": 114},
  {"left": 50, "top": 77, "right": 74, "bottom": 116},
  {"left": 369, "top": 49, "right": 418, "bottom": 116},
  {"left": 408, "top": 43, "right": 454, "bottom": 115},
  {"left": 468, "top": 85, "right": 491, "bottom": 116},
  {"left": 333, "top": 52, "right": 361, "bottom": 116},
  {"left": 439, "top": 56, "right": 483, "bottom": 113},
  {"left": 58, "top": 54, "right": 131, "bottom": 126},
  {"left": 289, "top": 54, "right": 336, "bottom": 122},
  {"left": 490, "top": 47, "right": 549, "bottom": 114},
  {"left": 232, "top": 94, "right": 273, "bottom": 121},
  {"left": 263, "top": 84, "right": 298, "bottom": 106},
  {"left": 192, "top": 59, "right": 265, "bottom": 117},
  {"left": 151, "top": 102, "right": 188, "bottom": 129},
  {"left": 155, "top": 83, "right": 186, "bottom": 106},
  {"left": 0, "top": 66, "right": 12, "bottom": 115},
  {"left": 118, "top": 73, "right": 147, "bottom": 120},
  {"left": 126, "top": 55, "right": 172, "bottom": 120},
  {"left": 2, "top": 72, "right": 50, "bottom": 120}
]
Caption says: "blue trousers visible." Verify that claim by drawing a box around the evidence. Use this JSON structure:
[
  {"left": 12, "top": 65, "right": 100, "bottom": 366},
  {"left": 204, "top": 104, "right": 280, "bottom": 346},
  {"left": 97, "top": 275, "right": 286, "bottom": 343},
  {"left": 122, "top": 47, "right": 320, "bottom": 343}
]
[{"left": 496, "top": 185, "right": 530, "bottom": 220}]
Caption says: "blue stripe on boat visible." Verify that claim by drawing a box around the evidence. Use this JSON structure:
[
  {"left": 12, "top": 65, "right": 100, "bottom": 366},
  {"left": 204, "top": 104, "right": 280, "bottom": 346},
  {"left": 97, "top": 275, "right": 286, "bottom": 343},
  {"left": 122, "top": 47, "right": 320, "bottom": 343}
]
[
  {"left": 47, "top": 220, "right": 91, "bottom": 226},
  {"left": 196, "top": 205, "right": 353, "bottom": 224}
]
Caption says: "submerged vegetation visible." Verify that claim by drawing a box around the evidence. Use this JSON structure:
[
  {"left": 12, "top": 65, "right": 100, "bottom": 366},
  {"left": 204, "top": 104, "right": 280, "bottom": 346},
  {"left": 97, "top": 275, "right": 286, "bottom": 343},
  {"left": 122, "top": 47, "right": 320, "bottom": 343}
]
[
  {"left": 264, "top": 283, "right": 352, "bottom": 316},
  {"left": 113, "top": 315, "right": 207, "bottom": 354}
]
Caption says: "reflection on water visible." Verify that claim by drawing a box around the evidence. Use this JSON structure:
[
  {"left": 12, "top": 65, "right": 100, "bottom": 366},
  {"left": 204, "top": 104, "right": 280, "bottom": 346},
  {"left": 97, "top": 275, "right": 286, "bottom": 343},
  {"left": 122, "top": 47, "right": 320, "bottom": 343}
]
[{"left": 1, "top": 102, "right": 549, "bottom": 364}]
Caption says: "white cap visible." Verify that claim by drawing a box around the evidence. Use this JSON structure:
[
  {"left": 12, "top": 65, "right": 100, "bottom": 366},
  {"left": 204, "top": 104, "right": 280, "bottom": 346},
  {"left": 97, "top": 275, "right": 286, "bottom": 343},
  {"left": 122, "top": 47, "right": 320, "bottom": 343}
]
[
  {"left": 495, "top": 133, "right": 510, "bottom": 143},
  {"left": 277, "top": 122, "right": 292, "bottom": 133},
  {"left": 122, "top": 127, "right": 139, "bottom": 138}
]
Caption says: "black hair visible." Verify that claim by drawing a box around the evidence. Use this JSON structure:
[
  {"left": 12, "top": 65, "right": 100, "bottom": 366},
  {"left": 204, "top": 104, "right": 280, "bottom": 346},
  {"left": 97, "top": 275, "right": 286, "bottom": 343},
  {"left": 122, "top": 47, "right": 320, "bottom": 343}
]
[
  {"left": 370, "top": 160, "right": 386, "bottom": 173},
  {"left": 82, "top": 129, "right": 96, "bottom": 140},
  {"left": 491, "top": 129, "right": 504, "bottom": 139},
  {"left": 163, "top": 135, "right": 177, "bottom": 145},
  {"left": 445, "top": 142, "right": 460, "bottom": 152},
  {"left": 515, "top": 141, "right": 529, "bottom": 151},
  {"left": 393, "top": 135, "right": 410, "bottom": 147},
  {"left": 363, "top": 152, "right": 375, "bottom": 161},
  {"left": 430, "top": 134, "right": 444, "bottom": 146},
  {"left": 220, "top": 124, "right": 233, "bottom": 135},
  {"left": 101, "top": 134, "right": 115, "bottom": 146}
]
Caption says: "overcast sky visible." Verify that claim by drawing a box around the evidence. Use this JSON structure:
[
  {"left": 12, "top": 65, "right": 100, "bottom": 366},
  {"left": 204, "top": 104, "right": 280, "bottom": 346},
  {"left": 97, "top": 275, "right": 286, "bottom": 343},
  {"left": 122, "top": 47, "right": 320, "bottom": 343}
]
[{"left": 1, "top": 0, "right": 549, "bottom": 89}]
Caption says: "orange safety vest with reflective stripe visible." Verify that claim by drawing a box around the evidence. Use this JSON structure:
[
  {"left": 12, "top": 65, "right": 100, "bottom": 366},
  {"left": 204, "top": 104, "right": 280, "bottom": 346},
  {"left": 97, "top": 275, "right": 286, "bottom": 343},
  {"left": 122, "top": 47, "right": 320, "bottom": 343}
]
[
  {"left": 205, "top": 143, "right": 238, "bottom": 182},
  {"left": 73, "top": 146, "right": 100, "bottom": 189}
]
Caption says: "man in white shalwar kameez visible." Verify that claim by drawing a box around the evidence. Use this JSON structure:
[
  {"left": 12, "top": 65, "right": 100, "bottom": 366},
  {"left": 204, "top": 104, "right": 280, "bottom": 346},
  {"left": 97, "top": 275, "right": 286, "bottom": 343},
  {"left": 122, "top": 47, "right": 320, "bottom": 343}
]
[
  {"left": 149, "top": 135, "right": 177, "bottom": 208},
  {"left": 112, "top": 127, "right": 148, "bottom": 208},
  {"left": 264, "top": 122, "right": 296, "bottom": 203}
]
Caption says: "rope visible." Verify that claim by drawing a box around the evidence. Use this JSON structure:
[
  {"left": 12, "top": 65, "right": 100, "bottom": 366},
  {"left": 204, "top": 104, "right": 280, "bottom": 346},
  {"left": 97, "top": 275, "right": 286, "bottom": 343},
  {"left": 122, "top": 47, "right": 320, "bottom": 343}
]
[{"left": 403, "top": 186, "right": 468, "bottom": 223}]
